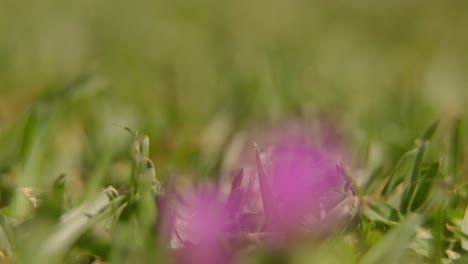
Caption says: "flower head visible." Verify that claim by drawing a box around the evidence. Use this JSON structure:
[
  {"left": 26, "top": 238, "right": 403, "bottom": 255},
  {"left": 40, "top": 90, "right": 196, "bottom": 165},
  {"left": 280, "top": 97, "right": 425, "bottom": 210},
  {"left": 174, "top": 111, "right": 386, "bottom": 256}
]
[
  {"left": 253, "top": 125, "right": 347, "bottom": 234},
  {"left": 157, "top": 171, "right": 253, "bottom": 264},
  {"left": 173, "top": 188, "right": 230, "bottom": 264},
  {"left": 156, "top": 120, "right": 354, "bottom": 261}
]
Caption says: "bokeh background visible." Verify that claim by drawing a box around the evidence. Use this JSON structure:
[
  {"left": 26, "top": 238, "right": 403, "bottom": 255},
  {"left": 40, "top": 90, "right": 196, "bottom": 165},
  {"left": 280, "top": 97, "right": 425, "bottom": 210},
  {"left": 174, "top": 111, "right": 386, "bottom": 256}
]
[{"left": 0, "top": 0, "right": 467, "bottom": 214}]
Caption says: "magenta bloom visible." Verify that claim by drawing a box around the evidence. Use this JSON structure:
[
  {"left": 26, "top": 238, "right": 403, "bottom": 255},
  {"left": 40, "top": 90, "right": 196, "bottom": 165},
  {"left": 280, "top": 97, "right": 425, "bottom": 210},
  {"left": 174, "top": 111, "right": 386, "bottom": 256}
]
[
  {"left": 172, "top": 189, "right": 230, "bottom": 264},
  {"left": 155, "top": 121, "right": 352, "bottom": 261},
  {"left": 254, "top": 131, "right": 344, "bottom": 234},
  {"left": 157, "top": 171, "right": 249, "bottom": 264}
]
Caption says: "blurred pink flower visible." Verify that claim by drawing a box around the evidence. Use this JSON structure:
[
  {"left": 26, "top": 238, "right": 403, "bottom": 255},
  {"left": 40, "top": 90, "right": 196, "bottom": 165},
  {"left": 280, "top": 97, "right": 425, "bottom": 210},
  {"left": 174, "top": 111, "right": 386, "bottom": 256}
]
[
  {"left": 156, "top": 120, "right": 353, "bottom": 261},
  {"left": 254, "top": 128, "right": 346, "bottom": 234},
  {"left": 173, "top": 189, "right": 230, "bottom": 264},
  {"left": 157, "top": 170, "right": 251, "bottom": 264}
]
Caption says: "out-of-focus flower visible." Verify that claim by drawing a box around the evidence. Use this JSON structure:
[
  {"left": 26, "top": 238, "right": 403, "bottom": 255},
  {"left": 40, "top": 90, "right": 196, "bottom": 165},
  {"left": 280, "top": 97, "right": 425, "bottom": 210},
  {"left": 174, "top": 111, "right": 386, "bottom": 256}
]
[
  {"left": 157, "top": 186, "right": 231, "bottom": 264},
  {"left": 249, "top": 124, "right": 352, "bottom": 235},
  {"left": 157, "top": 170, "right": 253, "bottom": 264},
  {"left": 156, "top": 121, "right": 356, "bottom": 262},
  {"left": 173, "top": 189, "right": 230, "bottom": 264},
  {"left": 255, "top": 136, "right": 341, "bottom": 234}
]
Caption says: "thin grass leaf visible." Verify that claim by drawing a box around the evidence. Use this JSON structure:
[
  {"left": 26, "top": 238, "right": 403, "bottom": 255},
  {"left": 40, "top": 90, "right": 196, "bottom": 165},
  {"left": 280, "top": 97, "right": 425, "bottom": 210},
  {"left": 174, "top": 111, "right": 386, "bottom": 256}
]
[
  {"left": 410, "top": 162, "right": 440, "bottom": 211},
  {"left": 362, "top": 198, "right": 401, "bottom": 227},
  {"left": 448, "top": 118, "right": 462, "bottom": 183},
  {"left": 18, "top": 109, "right": 39, "bottom": 162},
  {"left": 0, "top": 215, "right": 14, "bottom": 256},
  {"left": 138, "top": 135, "right": 158, "bottom": 194},
  {"left": 360, "top": 214, "right": 422, "bottom": 264},
  {"left": 136, "top": 159, "right": 158, "bottom": 224},
  {"left": 127, "top": 131, "right": 141, "bottom": 204},
  {"left": 42, "top": 73, "right": 107, "bottom": 104},
  {"left": 381, "top": 149, "right": 417, "bottom": 197},
  {"left": 40, "top": 187, "right": 123, "bottom": 263},
  {"left": 141, "top": 135, "right": 150, "bottom": 158},
  {"left": 432, "top": 209, "right": 444, "bottom": 264},
  {"left": 254, "top": 143, "right": 277, "bottom": 223},
  {"left": 39, "top": 174, "right": 67, "bottom": 219},
  {"left": 136, "top": 181, "right": 157, "bottom": 241},
  {"left": 123, "top": 127, "right": 137, "bottom": 137},
  {"left": 446, "top": 224, "right": 468, "bottom": 242},
  {"left": 400, "top": 121, "right": 438, "bottom": 214},
  {"left": 462, "top": 205, "right": 468, "bottom": 251},
  {"left": 362, "top": 166, "right": 385, "bottom": 195},
  {"left": 13, "top": 107, "right": 46, "bottom": 218},
  {"left": 399, "top": 141, "right": 425, "bottom": 214},
  {"left": 0, "top": 113, "right": 29, "bottom": 170},
  {"left": 421, "top": 120, "right": 439, "bottom": 141}
]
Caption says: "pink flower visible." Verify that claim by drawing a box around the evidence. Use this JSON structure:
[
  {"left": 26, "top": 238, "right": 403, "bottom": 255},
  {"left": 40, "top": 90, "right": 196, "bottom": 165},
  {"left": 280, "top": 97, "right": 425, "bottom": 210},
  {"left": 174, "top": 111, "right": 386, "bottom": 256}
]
[
  {"left": 254, "top": 128, "right": 345, "bottom": 234},
  {"left": 157, "top": 170, "right": 250, "bottom": 264},
  {"left": 155, "top": 120, "right": 353, "bottom": 261},
  {"left": 173, "top": 189, "right": 231, "bottom": 264}
]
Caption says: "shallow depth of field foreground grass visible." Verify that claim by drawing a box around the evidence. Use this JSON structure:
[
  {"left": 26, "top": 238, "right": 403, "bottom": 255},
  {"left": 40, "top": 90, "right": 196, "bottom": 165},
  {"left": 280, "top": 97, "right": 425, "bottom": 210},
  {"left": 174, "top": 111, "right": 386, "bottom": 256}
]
[{"left": 0, "top": 1, "right": 467, "bottom": 263}]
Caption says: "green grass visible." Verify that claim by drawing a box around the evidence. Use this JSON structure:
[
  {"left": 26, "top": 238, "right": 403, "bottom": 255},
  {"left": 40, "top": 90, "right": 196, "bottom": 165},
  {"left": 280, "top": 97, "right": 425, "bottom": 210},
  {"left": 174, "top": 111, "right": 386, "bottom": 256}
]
[{"left": 0, "top": 1, "right": 467, "bottom": 263}]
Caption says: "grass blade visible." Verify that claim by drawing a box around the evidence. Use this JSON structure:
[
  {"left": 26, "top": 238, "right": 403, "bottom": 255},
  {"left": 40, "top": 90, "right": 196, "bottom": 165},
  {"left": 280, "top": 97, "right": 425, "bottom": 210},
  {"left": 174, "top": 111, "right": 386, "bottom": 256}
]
[
  {"left": 399, "top": 141, "right": 426, "bottom": 214},
  {"left": 362, "top": 166, "right": 384, "bottom": 195},
  {"left": 254, "top": 143, "right": 277, "bottom": 223},
  {"left": 431, "top": 209, "right": 444, "bottom": 264},
  {"left": 381, "top": 149, "right": 417, "bottom": 197},
  {"left": 362, "top": 198, "right": 402, "bottom": 227},
  {"left": 421, "top": 120, "right": 439, "bottom": 141},
  {"left": 0, "top": 215, "right": 14, "bottom": 256},
  {"left": 410, "top": 162, "right": 439, "bottom": 211},
  {"left": 448, "top": 118, "right": 462, "bottom": 183},
  {"left": 40, "top": 187, "right": 123, "bottom": 263},
  {"left": 360, "top": 214, "right": 422, "bottom": 264},
  {"left": 462, "top": 205, "right": 468, "bottom": 251},
  {"left": 400, "top": 121, "right": 438, "bottom": 214}
]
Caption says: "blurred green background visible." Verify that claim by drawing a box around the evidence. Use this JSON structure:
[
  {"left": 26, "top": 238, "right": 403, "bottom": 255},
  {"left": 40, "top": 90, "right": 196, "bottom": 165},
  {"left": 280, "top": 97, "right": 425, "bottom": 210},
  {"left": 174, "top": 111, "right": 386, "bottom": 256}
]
[{"left": 0, "top": 0, "right": 467, "bottom": 195}]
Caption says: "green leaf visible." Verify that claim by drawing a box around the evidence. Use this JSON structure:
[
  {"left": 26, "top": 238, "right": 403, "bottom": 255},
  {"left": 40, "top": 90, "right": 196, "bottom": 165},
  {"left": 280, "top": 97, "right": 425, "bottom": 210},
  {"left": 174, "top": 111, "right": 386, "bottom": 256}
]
[
  {"left": 39, "top": 174, "right": 67, "bottom": 219},
  {"left": 362, "top": 166, "right": 385, "bottom": 195},
  {"left": 431, "top": 209, "right": 444, "bottom": 264},
  {"left": 0, "top": 214, "right": 14, "bottom": 256},
  {"left": 410, "top": 162, "right": 439, "bottom": 211},
  {"left": 42, "top": 73, "right": 107, "bottom": 104},
  {"left": 399, "top": 142, "right": 426, "bottom": 214},
  {"left": 360, "top": 214, "right": 422, "bottom": 264},
  {"left": 362, "top": 198, "right": 401, "bottom": 227},
  {"left": 40, "top": 187, "right": 124, "bottom": 263},
  {"left": 381, "top": 149, "right": 417, "bottom": 197},
  {"left": 421, "top": 120, "right": 439, "bottom": 141},
  {"left": 18, "top": 109, "right": 39, "bottom": 162},
  {"left": 141, "top": 135, "right": 150, "bottom": 158},
  {"left": 400, "top": 121, "right": 438, "bottom": 214},
  {"left": 448, "top": 118, "right": 462, "bottom": 183},
  {"left": 462, "top": 205, "right": 468, "bottom": 251},
  {"left": 254, "top": 143, "right": 278, "bottom": 223},
  {"left": 446, "top": 224, "right": 468, "bottom": 244}
]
